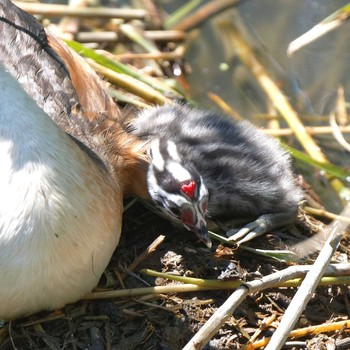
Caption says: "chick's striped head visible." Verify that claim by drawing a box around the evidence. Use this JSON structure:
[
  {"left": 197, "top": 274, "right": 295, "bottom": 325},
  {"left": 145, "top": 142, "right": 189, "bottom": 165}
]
[{"left": 147, "top": 138, "right": 211, "bottom": 247}]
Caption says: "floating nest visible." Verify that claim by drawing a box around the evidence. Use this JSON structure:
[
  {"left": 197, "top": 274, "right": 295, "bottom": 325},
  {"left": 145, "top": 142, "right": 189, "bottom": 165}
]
[{"left": 2, "top": 1, "right": 350, "bottom": 349}]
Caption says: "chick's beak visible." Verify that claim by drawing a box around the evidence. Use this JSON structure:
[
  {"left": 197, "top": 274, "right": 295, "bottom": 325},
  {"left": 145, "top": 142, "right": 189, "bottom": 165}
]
[
  {"left": 181, "top": 206, "right": 212, "bottom": 248},
  {"left": 195, "top": 222, "right": 212, "bottom": 248}
]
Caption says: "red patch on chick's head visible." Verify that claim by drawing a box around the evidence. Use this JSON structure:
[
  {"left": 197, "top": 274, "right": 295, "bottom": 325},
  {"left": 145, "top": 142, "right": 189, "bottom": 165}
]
[{"left": 181, "top": 180, "right": 196, "bottom": 198}]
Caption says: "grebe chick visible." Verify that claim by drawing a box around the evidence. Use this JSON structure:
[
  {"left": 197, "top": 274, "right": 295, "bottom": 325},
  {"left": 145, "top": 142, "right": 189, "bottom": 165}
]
[
  {"left": 130, "top": 104, "right": 302, "bottom": 247},
  {"left": 0, "top": 0, "right": 146, "bottom": 320}
]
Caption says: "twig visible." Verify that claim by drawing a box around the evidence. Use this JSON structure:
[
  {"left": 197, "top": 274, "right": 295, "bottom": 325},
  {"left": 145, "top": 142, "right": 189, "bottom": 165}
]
[
  {"left": 76, "top": 30, "right": 186, "bottom": 43},
  {"left": 287, "top": 4, "right": 350, "bottom": 55},
  {"left": 114, "top": 233, "right": 166, "bottom": 285},
  {"left": 65, "top": 39, "right": 182, "bottom": 99},
  {"left": 118, "top": 266, "right": 151, "bottom": 286},
  {"left": 280, "top": 276, "right": 350, "bottom": 288},
  {"left": 335, "top": 85, "right": 348, "bottom": 125},
  {"left": 171, "top": 0, "right": 245, "bottom": 31},
  {"left": 249, "top": 313, "right": 277, "bottom": 345},
  {"left": 85, "top": 283, "right": 219, "bottom": 300},
  {"left": 143, "top": 267, "right": 350, "bottom": 288},
  {"left": 119, "top": 23, "right": 160, "bottom": 54},
  {"left": 118, "top": 23, "right": 163, "bottom": 75},
  {"left": 164, "top": 0, "right": 204, "bottom": 29},
  {"left": 244, "top": 320, "right": 350, "bottom": 349},
  {"left": 262, "top": 124, "right": 350, "bottom": 136},
  {"left": 221, "top": 21, "right": 325, "bottom": 162},
  {"left": 107, "top": 48, "right": 185, "bottom": 61},
  {"left": 207, "top": 92, "right": 243, "bottom": 121},
  {"left": 105, "top": 319, "right": 112, "bottom": 350},
  {"left": 97, "top": 45, "right": 185, "bottom": 62},
  {"left": 14, "top": 1, "right": 147, "bottom": 19},
  {"left": 288, "top": 20, "right": 343, "bottom": 56},
  {"left": 87, "top": 59, "right": 172, "bottom": 105},
  {"left": 58, "top": 0, "right": 86, "bottom": 39},
  {"left": 108, "top": 89, "right": 151, "bottom": 109},
  {"left": 219, "top": 20, "right": 346, "bottom": 199},
  {"left": 86, "top": 264, "right": 350, "bottom": 302},
  {"left": 182, "top": 263, "right": 350, "bottom": 350},
  {"left": 305, "top": 205, "right": 350, "bottom": 224},
  {"left": 330, "top": 113, "right": 350, "bottom": 152},
  {"left": 128, "top": 235, "right": 165, "bottom": 273},
  {"left": 142, "top": 268, "right": 243, "bottom": 288},
  {"left": 265, "top": 205, "right": 350, "bottom": 350},
  {"left": 184, "top": 287, "right": 249, "bottom": 350},
  {"left": 132, "top": 297, "right": 181, "bottom": 313},
  {"left": 137, "top": 0, "right": 163, "bottom": 28}
]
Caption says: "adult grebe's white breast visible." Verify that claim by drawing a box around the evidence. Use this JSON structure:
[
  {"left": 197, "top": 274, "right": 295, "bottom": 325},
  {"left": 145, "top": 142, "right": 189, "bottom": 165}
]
[{"left": 0, "top": 34, "right": 121, "bottom": 321}]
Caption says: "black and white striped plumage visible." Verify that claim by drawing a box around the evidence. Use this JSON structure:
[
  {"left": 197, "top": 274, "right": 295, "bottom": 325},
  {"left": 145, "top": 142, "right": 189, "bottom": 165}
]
[
  {"left": 146, "top": 137, "right": 209, "bottom": 244},
  {"left": 131, "top": 104, "right": 302, "bottom": 246}
]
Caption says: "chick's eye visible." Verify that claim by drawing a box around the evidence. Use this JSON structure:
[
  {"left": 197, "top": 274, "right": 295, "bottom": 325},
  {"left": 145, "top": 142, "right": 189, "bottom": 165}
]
[{"left": 169, "top": 206, "right": 180, "bottom": 216}]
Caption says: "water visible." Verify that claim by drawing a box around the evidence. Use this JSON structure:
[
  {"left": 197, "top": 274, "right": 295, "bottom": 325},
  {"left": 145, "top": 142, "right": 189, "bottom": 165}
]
[{"left": 184, "top": 0, "right": 350, "bottom": 117}]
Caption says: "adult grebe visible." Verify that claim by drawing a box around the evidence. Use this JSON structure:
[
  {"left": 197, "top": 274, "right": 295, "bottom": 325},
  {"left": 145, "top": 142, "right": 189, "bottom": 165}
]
[{"left": 0, "top": 0, "right": 147, "bottom": 320}]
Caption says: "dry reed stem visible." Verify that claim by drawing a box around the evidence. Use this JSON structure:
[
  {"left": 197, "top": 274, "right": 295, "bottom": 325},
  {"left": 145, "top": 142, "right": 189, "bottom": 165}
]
[
  {"left": 76, "top": 30, "right": 185, "bottom": 43},
  {"left": 85, "top": 284, "right": 219, "bottom": 300},
  {"left": 180, "top": 263, "right": 350, "bottom": 349},
  {"left": 287, "top": 6, "right": 350, "bottom": 56},
  {"left": 88, "top": 60, "right": 172, "bottom": 105},
  {"left": 265, "top": 214, "right": 347, "bottom": 350},
  {"left": 109, "top": 48, "right": 185, "bottom": 61},
  {"left": 244, "top": 320, "right": 350, "bottom": 350},
  {"left": 330, "top": 114, "right": 350, "bottom": 152},
  {"left": 85, "top": 264, "right": 350, "bottom": 302},
  {"left": 207, "top": 92, "right": 244, "bottom": 121},
  {"left": 125, "top": 235, "right": 165, "bottom": 277},
  {"left": 263, "top": 124, "right": 350, "bottom": 136},
  {"left": 113, "top": 235, "right": 165, "bottom": 282},
  {"left": 171, "top": 0, "right": 244, "bottom": 31},
  {"left": 223, "top": 22, "right": 325, "bottom": 162},
  {"left": 218, "top": 20, "right": 346, "bottom": 199},
  {"left": 305, "top": 206, "right": 350, "bottom": 223},
  {"left": 14, "top": 1, "right": 147, "bottom": 19}
]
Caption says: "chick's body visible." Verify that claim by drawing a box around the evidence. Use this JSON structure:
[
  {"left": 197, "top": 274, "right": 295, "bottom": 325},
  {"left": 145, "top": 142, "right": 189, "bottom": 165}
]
[{"left": 131, "top": 105, "right": 302, "bottom": 237}]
